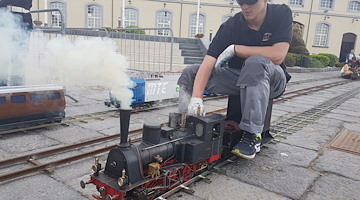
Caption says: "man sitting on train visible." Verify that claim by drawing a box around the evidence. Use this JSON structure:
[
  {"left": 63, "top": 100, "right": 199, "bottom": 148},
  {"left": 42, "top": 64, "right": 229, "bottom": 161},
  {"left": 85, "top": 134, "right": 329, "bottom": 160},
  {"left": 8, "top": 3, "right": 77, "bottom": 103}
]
[{"left": 177, "top": 0, "right": 292, "bottom": 159}]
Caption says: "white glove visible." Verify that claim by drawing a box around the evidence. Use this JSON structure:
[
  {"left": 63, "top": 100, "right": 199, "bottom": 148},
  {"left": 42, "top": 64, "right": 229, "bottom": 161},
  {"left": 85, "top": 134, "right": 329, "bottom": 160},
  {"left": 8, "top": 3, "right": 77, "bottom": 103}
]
[
  {"left": 214, "top": 44, "right": 235, "bottom": 68},
  {"left": 187, "top": 97, "right": 205, "bottom": 116}
]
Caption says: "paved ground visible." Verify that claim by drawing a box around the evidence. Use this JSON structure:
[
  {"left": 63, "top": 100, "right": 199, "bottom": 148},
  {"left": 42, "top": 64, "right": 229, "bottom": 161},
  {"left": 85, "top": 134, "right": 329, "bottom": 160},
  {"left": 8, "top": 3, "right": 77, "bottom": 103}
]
[{"left": 0, "top": 70, "right": 359, "bottom": 200}]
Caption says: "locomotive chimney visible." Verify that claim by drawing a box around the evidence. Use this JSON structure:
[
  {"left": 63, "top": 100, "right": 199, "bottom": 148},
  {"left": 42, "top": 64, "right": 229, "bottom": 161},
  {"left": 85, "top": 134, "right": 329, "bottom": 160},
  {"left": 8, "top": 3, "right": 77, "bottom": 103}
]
[{"left": 119, "top": 109, "right": 131, "bottom": 147}]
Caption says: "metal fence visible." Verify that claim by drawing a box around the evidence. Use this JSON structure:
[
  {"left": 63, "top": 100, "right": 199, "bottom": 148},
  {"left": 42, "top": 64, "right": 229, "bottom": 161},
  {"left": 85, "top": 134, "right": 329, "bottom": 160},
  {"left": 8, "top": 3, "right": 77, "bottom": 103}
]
[{"left": 31, "top": 26, "right": 180, "bottom": 75}]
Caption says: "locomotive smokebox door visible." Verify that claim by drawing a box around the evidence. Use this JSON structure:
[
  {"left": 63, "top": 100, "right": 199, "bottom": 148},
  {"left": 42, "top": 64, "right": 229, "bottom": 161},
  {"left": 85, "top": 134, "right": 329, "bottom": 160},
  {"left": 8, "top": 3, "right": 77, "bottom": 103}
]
[{"left": 224, "top": 96, "right": 274, "bottom": 146}]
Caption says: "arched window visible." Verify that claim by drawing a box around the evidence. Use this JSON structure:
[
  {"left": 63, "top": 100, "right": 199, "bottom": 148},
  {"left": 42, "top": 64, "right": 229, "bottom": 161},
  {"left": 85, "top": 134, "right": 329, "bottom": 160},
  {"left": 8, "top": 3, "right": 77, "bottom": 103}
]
[
  {"left": 156, "top": 11, "right": 172, "bottom": 36},
  {"left": 319, "top": 0, "right": 334, "bottom": 9},
  {"left": 49, "top": 1, "right": 66, "bottom": 28},
  {"left": 124, "top": 8, "right": 138, "bottom": 27},
  {"left": 189, "top": 13, "right": 205, "bottom": 37},
  {"left": 314, "top": 23, "right": 330, "bottom": 47},
  {"left": 348, "top": 1, "right": 360, "bottom": 12},
  {"left": 87, "top": 4, "right": 102, "bottom": 28}
]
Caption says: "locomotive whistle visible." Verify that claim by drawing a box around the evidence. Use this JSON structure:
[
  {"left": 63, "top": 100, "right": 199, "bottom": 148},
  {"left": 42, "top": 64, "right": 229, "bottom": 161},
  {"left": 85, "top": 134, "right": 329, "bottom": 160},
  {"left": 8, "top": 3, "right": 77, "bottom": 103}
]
[
  {"left": 197, "top": 105, "right": 201, "bottom": 116},
  {"left": 181, "top": 112, "right": 186, "bottom": 130}
]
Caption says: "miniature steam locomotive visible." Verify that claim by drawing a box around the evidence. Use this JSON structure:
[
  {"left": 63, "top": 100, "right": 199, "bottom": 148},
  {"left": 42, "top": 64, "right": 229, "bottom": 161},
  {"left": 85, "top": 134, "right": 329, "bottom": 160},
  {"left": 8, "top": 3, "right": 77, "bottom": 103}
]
[{"left": 81, "top": 109, "right": 241, "bottom": 200}]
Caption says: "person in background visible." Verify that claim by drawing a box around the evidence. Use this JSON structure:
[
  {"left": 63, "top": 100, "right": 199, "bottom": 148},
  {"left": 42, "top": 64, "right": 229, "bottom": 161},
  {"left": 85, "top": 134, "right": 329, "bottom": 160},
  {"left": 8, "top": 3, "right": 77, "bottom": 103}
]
[
  {"left": 177, "top": 0, "right": 292, "bottom": 159},
  {"left": 340, "top": 63, "right": 353, "bottom": 79},
  {"left": 0, "top": 0, "right": 33, "bottom": 86},
  {"left": 345, "top": 49, "right": 356, "bottom": 64}
]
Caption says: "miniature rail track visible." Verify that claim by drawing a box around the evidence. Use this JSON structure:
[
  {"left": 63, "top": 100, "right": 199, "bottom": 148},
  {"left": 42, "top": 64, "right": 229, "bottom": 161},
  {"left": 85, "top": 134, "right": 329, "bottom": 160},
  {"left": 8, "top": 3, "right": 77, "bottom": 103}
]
[
  {"left": 0, "top": 95, "right": 226, "bottom": 135},
  {"left": 0, "top": 80, "right": 354, "bottom": 183},
  {"left": 287, "top": 76, "right": 340, "bottom": 86},
  {"left": 0, "top": 79, "right": 349, "bottom": 135},
  {"left": 156, "top": 86, "right": 360, "bottom": 200}
]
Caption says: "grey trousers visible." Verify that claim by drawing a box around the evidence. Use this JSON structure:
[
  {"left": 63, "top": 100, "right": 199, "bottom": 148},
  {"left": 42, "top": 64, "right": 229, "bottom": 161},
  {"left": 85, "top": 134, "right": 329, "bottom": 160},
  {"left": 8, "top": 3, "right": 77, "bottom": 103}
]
[{"left": 177, "top": 56, "right": 287, "bottom": 134}]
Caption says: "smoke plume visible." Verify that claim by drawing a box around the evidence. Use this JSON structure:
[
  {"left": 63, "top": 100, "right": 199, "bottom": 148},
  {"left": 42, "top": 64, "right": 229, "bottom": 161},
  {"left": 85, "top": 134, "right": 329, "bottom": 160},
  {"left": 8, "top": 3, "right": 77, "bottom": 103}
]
[{"left": 0, "top": 9, "right": 133, "bottom": 109}]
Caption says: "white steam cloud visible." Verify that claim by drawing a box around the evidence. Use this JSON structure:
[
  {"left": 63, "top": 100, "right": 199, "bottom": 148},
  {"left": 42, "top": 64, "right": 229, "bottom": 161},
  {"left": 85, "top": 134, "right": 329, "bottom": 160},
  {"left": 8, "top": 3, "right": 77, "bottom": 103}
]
[
  {"left": 0, "top": 9, "right": 133, "bottom": 109},
  {"left": 0, "top": 9, "right": 30, "bottom": 85}
]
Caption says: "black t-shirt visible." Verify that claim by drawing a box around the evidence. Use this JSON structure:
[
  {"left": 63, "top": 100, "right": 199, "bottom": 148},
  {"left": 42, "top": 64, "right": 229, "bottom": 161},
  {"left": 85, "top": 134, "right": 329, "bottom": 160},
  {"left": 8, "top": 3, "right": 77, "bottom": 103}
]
[
  {"left": 208, "top": 4, "right": 292, "bottom": 69},
  {"left": 0, "top": 0, "right": 32, "bottom": 10}
]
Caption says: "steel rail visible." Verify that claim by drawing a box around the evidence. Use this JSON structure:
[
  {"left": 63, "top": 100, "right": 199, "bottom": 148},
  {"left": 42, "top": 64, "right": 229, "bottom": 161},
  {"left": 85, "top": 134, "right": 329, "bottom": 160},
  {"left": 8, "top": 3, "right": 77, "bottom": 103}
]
[
  {"left": 0, "top": 80, "right": 349, "bottom": 135},
  {"left": 0, "top": 80, "right": 353, "bottom": 182},
  {"left": 0, "top": 95, "right": 226, "bottom": 135}
]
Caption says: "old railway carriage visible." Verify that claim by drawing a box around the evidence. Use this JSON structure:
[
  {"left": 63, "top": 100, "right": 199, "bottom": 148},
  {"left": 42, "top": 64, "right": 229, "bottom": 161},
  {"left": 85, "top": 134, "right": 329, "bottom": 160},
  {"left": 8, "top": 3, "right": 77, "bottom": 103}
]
[{"left": 0, "top": 85, "right": 66, "bottom": 131}]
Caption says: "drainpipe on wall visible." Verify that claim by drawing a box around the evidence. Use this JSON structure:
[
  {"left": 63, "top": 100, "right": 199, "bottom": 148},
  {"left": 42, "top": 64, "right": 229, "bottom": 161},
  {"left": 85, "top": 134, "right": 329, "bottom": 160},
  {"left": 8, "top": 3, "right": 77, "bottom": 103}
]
[
  {"left": 122, "top": 0, "right": 125, "bottom": 27},
  {"left": 305, "top": 0, "right": 314, "bottom": 46}
]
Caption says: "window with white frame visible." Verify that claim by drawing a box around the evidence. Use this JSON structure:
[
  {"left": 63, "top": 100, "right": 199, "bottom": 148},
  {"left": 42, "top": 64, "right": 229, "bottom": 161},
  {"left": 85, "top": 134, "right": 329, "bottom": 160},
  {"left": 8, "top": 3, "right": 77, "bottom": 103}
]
[
  {"left": 156, "top": 11, "right": 172, "bottom": 36},
  {"left": 314, "top": 23, "right": 329, "bottom": 46},
  {"left": 320, "top": 0, "right": 334, "bottom": 9},
  {"left": 124, "top": 8, "right": 138, "bottom": 27},
  {"left": 289, "top": 0, "right": 303, "bottom": 6},
  {"left": 87, "top": 4, "right": 102, "bottom": 28},
  {"left": 189, "top": 13, "right": 205, "bottom": 37},
  {"left": 50, "top": 2, "right": 65, "bottom": 27},
  {"left": 348, "top": 1, "right": 360, "bottom": 12}
]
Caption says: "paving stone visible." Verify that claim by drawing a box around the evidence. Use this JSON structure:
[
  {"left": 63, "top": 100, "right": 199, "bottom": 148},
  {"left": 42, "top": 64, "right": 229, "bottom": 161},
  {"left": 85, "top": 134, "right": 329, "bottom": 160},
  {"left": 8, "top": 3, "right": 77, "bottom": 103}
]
[
  {"left": 292, "top": 95, "right": 327, "bottom": 103},
  {"left": 65, "top": 104, "right": 110, "bottom": 117},
  {"left": 170, "top": 173, "right": 290, "bottom": 200},
  {"left": 167, "top": 192, "right": 203, "bottom": 200},
  {"left": 130, "top": 111, "right": 170, "bottom": 125},
  {"left": 52, "top": 157, "right": 96, "bottom": 182},
  {"left": 261, "top": 143, "right": 318, "bottom": 167},
  {"left": 272, "top": 104, "right": 308, "bottom": 113},
  {"left": 304, "top": 174, "right": 360, "bottom": 200},
  {"left": 313, "top": 117, "right": 343, "bottom": 127},
  {"left": 312, "top": 149, "right": 360, "bottom": 181},
  {"left": 0, "top": 133, "right": 59, "bottom": 153},
  {"left": 223, "top": 156, "right": 318, "bottom": 199},
  {"left": 324, "top": 113, "right": 360, "bottom": 123},
  {"left": 279, "top": 122, "right": 341, "bottom": 151},
  {"left": 72, "top": 117, "right": 120, "bottom": 131},
  {"left": 42, "top": 125, "right": 104, "bottom": 144},
  {"left": 0, "top": 148, "right": 11, "bottom": 160},
  {"left": 331, "top": 108, "right": 360, "bottom": 117},
  {"left": 0, "top": 174, "right": 86, "bottom": 200},
  {"left": 343, "top": 122, "right": 360, "bottom": 132},
  {"left": 282, "top": 100, "right": 319, "bottom": 109},
  {"left": 271, "top": 110, "right": 289, "bottom": 118}
]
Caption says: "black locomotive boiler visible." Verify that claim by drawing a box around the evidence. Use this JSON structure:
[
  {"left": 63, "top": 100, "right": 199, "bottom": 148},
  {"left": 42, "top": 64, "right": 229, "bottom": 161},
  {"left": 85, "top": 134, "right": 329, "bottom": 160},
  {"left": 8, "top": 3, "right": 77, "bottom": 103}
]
[{"left": 81, "top": 109, "right": 229, "bottom": 200}]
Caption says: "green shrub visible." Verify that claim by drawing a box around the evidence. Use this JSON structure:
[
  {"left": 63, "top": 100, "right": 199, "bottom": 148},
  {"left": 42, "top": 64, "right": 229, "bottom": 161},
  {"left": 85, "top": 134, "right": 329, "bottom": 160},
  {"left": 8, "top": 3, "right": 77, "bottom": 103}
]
[
  {"left": 289, "top": 35, "right": 309, "bottom": 53},
  {"left": 287, "top": 53, "right": 302, "bottom": 66},
  {"left": 292, "top": 46, "right": 309, "bottom": 54},
  {"left": 309, "top": 57, "right": 326, "bottom": 68},
  {"left": 285, "top": 55, "right": 296, "bottom": 67},
  {"left": 318, "top": 53, "right": 338, "bottom": 67},
  {"left": 124, "top": 26, "right": 145, "bottom": 34},
  {"left": 310, "top": 54, "right": 330, "bottom": 67}
]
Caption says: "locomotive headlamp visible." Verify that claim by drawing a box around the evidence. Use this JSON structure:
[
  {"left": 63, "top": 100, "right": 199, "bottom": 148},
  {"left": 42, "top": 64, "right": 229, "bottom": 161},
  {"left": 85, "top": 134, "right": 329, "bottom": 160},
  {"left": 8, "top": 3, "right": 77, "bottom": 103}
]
[
  {"left": 91, "top": 157, "right": 102, "bottom": 174},
  {"left": 117, "top": 177, "right": 125, "bottom": 186},
  {"left": 117, "top": 169, "right": 127, "bottom": 186}
]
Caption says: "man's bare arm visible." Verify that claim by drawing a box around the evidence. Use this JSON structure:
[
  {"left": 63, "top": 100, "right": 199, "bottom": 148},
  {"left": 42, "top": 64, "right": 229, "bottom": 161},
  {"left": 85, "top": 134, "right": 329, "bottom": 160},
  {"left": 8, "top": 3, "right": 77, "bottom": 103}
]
[
  {"left": 192, "top": 55, "right": 217, "bottom": 98},
  {"left": 235, "top": 42, "right": 290, "bottom": 65}
]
